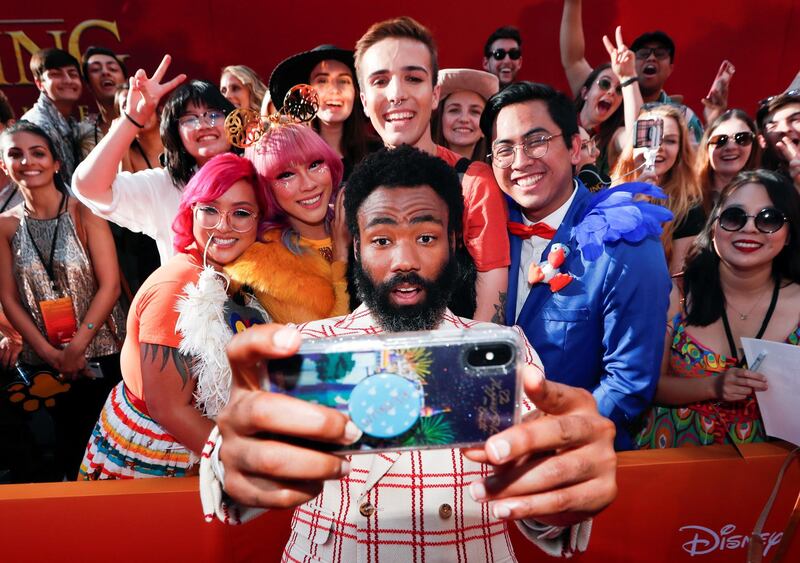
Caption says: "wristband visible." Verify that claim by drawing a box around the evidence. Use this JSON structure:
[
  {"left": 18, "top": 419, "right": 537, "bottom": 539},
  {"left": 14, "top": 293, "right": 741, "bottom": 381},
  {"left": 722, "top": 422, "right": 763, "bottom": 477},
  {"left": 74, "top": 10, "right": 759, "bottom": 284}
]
[
  {"left": 619, "top": 76, "right": 639, "bottom": 89},
  {"left": 124, "top": 111, "right": 145, "bottom": 129}
]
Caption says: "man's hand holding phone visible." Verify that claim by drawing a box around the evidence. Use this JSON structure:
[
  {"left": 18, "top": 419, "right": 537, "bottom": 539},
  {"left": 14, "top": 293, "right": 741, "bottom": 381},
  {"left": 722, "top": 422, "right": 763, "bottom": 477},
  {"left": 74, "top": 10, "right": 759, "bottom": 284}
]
[{"left": 216, "top": 324, "right": 360, "bottom": 510}]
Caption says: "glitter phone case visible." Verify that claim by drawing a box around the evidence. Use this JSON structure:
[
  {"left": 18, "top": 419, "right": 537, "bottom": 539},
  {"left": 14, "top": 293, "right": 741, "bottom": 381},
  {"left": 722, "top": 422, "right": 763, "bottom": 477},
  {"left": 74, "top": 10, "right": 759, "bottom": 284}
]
[{"left": 263, "top": 327, "right": 525, "bottom": 454}]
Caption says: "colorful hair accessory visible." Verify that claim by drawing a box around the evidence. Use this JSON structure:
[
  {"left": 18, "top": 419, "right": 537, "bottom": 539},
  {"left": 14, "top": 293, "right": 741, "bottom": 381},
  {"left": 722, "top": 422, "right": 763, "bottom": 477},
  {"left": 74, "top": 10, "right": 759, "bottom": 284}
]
[
  {"left": 224, "top": 84, "right": 319, "bottom": 149},
  {"left": 571, "top": 182, "right": 674, "bottom": 261}
]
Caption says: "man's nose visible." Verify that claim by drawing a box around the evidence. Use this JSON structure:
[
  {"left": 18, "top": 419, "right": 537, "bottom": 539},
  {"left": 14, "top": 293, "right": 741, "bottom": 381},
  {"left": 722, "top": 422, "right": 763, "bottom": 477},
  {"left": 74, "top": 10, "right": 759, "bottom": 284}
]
[
  {"left": 386, "top": 76, "right": 407, "bottom": 104},
  {"left": 391, "top": 240, "right": 421, "bottom": 272}
]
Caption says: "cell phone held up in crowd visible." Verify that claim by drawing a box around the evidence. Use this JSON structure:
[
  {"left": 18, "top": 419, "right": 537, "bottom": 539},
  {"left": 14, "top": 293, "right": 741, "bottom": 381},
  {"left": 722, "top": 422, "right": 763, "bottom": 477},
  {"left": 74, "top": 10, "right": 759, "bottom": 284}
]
[
  {"left": 263, "top": 327, "right": 525, "bottom": 455},
  {"left": 634, "top": 118, "right": 664, "bottom": 173}
]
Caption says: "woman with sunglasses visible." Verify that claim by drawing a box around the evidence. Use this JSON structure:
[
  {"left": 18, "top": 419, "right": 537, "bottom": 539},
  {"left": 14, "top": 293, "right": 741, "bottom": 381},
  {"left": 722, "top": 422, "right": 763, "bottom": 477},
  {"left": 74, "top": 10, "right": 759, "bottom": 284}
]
[
  {"left": 224, "top": 123, "right": 349, "bottom": 324},
  {"left": 613, "top": 103, "right": 703, "bottom": 273},
  {"left": 636, "top": 170, "right": 800, "bottom": 449},
  {"left": 72, "top": 55, "right": 234, "bottom": 266},
  {"left": 561, "top": 0, "right": 643, "bottom": 174},
  {"left": 697, "top": 110, "right": 760, "bottom": 213},
  {"left": 80, "top": 153, "right": 270, "bottom": 479}
]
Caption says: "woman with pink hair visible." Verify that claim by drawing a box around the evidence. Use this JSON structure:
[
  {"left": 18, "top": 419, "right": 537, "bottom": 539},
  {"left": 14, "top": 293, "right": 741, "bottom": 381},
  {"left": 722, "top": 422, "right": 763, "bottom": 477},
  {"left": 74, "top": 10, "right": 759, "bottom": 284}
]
[
  {"left": 80, "top": 153, "right": 270, "bottom": 479},
  {"left": 224, "top": 123, "right": 350, "bottom": 324}
]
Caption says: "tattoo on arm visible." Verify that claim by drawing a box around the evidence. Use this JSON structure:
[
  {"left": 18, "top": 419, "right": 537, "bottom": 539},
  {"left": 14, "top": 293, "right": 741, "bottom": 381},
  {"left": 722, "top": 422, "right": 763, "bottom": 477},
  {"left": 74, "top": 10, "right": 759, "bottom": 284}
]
[
  {"left": 142, "top": 343, "right": 193, "bottom": 388},
  {"left": 491, "top": 292, "right": 507, "bottom": 324}
]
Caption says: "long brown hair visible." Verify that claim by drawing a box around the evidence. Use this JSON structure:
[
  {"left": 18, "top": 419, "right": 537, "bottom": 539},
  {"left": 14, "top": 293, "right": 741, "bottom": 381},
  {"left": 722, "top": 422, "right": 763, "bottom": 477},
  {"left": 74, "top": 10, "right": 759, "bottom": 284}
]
[
  {"left": 695, "top": 109, "right": 760, "bottom": 214},
  {"left": 612, "top": 104, "right": 701, "bottom": 262},
  {"left": 432, "top": 93, "right": 489, "bottom": 162}
]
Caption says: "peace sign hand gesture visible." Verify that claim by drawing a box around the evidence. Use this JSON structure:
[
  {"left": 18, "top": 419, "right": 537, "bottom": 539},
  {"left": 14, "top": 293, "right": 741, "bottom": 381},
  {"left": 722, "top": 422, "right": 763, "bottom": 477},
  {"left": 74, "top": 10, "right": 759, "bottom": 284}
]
[
  {"left": 603, "top": 26, "right": 636, "bottom": 81},
  {"left": 126, "top": 54, "right": 187, "bottom": 125}
]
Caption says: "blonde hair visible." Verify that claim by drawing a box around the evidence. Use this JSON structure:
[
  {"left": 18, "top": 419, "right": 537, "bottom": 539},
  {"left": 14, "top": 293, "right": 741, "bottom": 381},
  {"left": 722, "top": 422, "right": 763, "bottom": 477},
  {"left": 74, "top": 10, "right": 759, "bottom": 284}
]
[
  {"left": 612, "top": 104, "right": 701, "bottom": 262},
  {"left": 220, "top": 65, "right": 267, "bottom": 112}
]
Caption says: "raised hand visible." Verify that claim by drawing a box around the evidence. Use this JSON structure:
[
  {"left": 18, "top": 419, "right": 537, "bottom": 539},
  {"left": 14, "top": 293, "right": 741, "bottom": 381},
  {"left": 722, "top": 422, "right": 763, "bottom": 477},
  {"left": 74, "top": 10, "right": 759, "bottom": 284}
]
[
  {"left": 702, "top": 60, "right": 735, "bottom": 124},
  {"left": 603, "top": 26, "right": 635, "bottom": 81},
  {"left": 462, "top": 366, "right": 617, "bottom": 527},
  {"left": 126, "top": 55, "right": 187, "bottom": 125},
  {"left": 776, "top": 136, "right": 800, "bottom": 191}
]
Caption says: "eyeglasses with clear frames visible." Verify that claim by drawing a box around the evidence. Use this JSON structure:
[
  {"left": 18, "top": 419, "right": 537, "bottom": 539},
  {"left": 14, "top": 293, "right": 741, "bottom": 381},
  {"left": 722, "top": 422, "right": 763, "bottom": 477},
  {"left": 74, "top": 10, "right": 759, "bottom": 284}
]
[
  {"left": 178, "top": 110, "right": 226, "bottom": 130},
  {"left": 193, "top": 204, "right": 257, "bottom": 233},
  {"left": 489, "top": 134, "right": 563, "bottom": 168}
]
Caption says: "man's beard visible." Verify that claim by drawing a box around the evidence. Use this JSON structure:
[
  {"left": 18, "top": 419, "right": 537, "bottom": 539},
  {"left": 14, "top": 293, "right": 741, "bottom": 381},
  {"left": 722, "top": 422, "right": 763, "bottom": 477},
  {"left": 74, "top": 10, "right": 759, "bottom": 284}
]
[{"left": 353, "top": 255, "right": 458, "bottom": 332}]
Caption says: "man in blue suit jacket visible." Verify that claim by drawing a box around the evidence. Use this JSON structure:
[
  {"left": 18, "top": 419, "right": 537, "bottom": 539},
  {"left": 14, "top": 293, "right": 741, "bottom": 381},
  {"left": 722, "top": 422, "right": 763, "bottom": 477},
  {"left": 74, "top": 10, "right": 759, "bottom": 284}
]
[{"left": 480, "top": 82, "right": 671, "bottom": 449}]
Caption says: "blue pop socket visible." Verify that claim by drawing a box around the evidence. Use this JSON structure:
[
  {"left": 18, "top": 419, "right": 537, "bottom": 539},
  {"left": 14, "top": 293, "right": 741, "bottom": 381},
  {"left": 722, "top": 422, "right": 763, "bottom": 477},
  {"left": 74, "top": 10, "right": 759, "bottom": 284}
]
[{"left": 348, "top": 373, "right": 423, "bottom": 438}]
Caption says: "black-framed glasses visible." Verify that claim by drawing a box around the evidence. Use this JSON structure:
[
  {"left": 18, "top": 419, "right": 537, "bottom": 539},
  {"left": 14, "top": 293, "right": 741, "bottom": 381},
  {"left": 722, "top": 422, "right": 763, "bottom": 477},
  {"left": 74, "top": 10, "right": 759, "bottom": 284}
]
[
  {"left": 489, "top": 134, "right": 563, "bottom": 168},
  {"left": 491, "top": 48, "right": 521, "bottom": 61},
  {"left": 635, "top": 47, "right": 670, "bottom": 60},
  {"left": 178, "top": 110, "right": 227, "bottom": 129},
  {"left": 717, "top": 206, "right": 787, "bottom": 234},
  {"left": 193, "top": 204, "right": 257, "bottom": 232},
  {"left": 596, "top": 77, "right": 621, "bottom": 95},
  {"left": 707, "top": 132, "right": 754, "bottom": 148},
  {"left": 758, "top": 89, "right": 800, "bottom": 108}
]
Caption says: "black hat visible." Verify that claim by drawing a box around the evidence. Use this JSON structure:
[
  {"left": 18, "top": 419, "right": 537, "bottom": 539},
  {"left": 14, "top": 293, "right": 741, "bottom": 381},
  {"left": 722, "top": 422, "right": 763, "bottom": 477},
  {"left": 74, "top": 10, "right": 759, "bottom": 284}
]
[
  {"left": 630, "top": 31, "right": 675, "bottom": 61},
  {"left": 269, "top": 45, "right": 356, "bottom": 108}
]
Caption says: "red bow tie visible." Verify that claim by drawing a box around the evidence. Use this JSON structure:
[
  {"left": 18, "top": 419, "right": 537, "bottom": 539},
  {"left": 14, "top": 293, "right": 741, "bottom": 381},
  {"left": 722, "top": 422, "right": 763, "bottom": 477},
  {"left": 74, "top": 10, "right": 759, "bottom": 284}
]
[{"left": 507, "top": 221, "right": 557, "bottom": 240}]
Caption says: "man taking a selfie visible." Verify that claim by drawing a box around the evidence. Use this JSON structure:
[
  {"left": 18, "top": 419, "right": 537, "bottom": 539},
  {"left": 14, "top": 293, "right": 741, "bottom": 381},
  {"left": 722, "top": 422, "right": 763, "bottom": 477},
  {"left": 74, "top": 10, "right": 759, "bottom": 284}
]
[{"left": 199, "top": 146, "right": 617, "bottom": 561}]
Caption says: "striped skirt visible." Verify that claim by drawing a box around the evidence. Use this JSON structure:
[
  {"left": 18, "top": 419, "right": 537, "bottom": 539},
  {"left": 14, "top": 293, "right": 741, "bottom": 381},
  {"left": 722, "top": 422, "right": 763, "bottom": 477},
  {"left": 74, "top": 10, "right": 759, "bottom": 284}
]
[{"left": 79, "top": 381, "right": 198, "bottom": 480}]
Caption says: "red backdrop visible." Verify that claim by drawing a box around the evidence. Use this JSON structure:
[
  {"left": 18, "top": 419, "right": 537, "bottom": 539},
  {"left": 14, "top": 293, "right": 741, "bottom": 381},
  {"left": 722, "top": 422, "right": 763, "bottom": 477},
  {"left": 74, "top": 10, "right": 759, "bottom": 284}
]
[{"left": 1, "top": 1, "right": 798, "bottom": 120}]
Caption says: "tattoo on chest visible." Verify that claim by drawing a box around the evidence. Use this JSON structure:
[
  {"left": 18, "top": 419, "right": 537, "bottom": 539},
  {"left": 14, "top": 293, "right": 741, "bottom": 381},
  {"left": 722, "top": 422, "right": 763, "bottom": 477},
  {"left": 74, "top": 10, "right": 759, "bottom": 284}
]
[
  {"left": 491, "top": 292, "right": 507, "bottom": 324},
  {"left": 142, "top": 343, "right": 193, "bottom": 388}
]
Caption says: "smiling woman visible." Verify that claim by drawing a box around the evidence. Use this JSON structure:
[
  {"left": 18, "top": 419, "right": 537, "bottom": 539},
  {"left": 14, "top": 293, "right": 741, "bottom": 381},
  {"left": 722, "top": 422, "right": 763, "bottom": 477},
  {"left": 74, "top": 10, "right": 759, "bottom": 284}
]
[
  {"left": 72, "top": 56, "right": 235, "bottom": 267},
  {"left": 79, "top": 153, "right": 271, "bottom": 480},
  {"left": 224, "top": 124, "right": 351, "bottom": 324},
  {"left": 635, "top": 170, "right": 800, "bottom": 449}
]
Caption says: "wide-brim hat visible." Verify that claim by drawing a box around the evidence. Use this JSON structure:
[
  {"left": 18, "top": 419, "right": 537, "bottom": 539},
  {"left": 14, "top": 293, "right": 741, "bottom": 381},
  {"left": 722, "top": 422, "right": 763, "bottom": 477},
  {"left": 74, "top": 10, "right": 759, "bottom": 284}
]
[
  {"left": 437, "top": 68, "right": 500, "bottom": 102},
  {"left": 269, "top": 45, "right": 356, "bottom": 108}
]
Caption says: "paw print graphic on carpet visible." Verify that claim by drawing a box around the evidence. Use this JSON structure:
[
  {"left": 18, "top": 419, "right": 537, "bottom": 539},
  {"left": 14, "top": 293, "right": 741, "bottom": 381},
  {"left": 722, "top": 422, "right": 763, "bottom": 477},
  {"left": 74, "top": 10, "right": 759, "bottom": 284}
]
[{"left": 6, "top": 372, "right": 71, "bottom": 411}]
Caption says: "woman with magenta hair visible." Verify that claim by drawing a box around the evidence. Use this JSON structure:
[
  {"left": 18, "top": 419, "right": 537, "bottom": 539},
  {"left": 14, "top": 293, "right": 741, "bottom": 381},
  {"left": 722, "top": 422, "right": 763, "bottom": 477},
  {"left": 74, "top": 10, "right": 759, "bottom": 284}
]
[
  {"left": 80, "top": 153, "right": 270, "bottom": 479},
  {"left": 224, "top": 123, "right": 350, "bottom": 324}
]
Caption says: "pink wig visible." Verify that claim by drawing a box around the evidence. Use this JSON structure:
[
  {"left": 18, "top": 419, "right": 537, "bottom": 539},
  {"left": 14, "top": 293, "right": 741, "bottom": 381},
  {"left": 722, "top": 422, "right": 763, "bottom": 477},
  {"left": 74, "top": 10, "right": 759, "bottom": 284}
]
[
  {"left": 244, "top": 124, "right": 344, "bottom": 232},
  {"left": 172, "top": 153, "right": 267, "bottom": 253}
]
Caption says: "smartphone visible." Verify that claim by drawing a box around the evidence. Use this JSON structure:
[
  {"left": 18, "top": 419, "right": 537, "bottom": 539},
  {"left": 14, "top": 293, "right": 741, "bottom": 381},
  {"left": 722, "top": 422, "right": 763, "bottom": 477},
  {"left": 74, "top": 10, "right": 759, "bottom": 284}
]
[
  {"left": 634, "top": 118, "right": 664, "bottom": 150},
  {"left": 706, "top": 60, "right": 735, "bottom": 100},
  {"left": 263, "top": 327, "right": 525, "bottom": 454},
  {"left": 86, "top": 361, "right": 104, "bottom": 379}
]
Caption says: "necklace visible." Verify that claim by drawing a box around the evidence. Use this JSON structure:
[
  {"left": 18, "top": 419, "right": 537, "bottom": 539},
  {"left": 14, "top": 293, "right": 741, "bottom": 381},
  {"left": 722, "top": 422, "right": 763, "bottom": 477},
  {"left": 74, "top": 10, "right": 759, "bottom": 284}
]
[{"left": 725, "top": 287, "right": 770, "bottom": 321}]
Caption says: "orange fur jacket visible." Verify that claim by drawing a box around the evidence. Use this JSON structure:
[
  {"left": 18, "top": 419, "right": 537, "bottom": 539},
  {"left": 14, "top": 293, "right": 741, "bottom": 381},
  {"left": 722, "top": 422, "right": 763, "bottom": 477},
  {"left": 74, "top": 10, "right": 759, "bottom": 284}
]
[{"left": 224, "top": 230, "right": 350, "bottom": 324}]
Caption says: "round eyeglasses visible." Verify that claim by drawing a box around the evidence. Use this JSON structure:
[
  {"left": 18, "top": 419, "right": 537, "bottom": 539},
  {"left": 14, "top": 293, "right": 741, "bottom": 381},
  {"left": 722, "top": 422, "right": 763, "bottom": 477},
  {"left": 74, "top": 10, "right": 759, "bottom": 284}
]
[
  {"left": 489, "top": 134, "right": 563, "bottom": 168},
  {"left": 193, "top": 204, "right": 257, "bottom": 232}
]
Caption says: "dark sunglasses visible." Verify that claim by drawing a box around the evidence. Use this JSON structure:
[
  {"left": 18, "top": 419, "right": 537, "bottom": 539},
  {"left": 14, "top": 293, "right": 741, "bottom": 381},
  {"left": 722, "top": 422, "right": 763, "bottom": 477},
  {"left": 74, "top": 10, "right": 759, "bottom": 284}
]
[
  {"left": 491, "top": 48, "right": 521, "bottom": 61},
  {"left": 635, "top": 47, "right": 670, "bottom": 60},
  {"left": 707, "top": 131, "right": 754, "bottom": 148},
  {"left": 597, "top": 77, "right": 621, "bottom": 95},
  {"left": 758, "top": 89, "right": 800, "bottom": 108},
  {"left": 717, "top": 206, "right": 787, "bottom": 234}
]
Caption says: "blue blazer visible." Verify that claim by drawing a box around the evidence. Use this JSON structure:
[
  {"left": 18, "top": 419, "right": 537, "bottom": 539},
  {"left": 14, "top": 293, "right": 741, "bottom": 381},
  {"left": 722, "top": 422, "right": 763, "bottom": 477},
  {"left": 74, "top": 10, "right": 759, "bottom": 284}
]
[{"left": 506, "top": 183, "right": 671, "bottom": 450}]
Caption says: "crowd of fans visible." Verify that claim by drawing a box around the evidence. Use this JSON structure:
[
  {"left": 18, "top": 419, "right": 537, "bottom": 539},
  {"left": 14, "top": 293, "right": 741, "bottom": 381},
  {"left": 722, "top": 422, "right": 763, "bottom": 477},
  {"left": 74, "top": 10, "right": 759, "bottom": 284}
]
[{"left": 0, "top": 5, "right": 798, "bottom": 557}]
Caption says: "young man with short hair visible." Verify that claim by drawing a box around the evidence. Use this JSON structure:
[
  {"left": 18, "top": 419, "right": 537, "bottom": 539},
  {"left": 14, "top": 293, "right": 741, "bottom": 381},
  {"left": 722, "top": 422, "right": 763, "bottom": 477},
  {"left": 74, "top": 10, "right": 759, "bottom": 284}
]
[
  {"left": 82, "top": 46, "right": 128, "bottom": 144},
  {"left": 481, "top": 81, "right": 671, "bottom": 450},
  {"left": 354, "top": 16, "right": 510, "bottom": 322},
  {"left": 201, "top": 145, "right": 617, "bottom": 561},
  {"left": 22, "top": 48, "right": 86, "bottom": 184},
  {"left": 483, "top": 26, "right": 523, "bottom": 88},
  {"left": 756, "top": 91, "right": 800, "bottom": 192},
  {"left": 629, "top": 31, "right": 703, "bottom": 142}
]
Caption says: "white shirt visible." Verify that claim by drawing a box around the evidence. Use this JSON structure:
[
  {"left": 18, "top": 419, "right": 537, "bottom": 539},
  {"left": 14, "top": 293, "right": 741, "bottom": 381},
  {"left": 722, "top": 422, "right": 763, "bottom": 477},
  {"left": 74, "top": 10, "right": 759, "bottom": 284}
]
[
  {"left": 515, "top": 185, "right": 578, "bottom": 321},
  {"left": 73, "top": 167, "right": 182, "bottom": 265}
]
